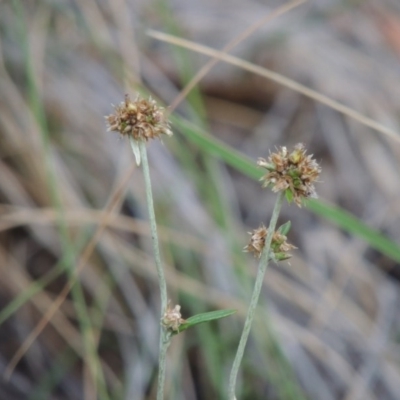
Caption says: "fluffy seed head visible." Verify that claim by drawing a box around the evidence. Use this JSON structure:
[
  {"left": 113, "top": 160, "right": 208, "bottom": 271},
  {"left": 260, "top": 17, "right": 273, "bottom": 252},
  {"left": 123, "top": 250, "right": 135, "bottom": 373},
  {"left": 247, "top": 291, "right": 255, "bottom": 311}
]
[
  {"left": 258, "top": 143, "right": 321, "bottom": 207},
  {"left": 244, "top": 225, "right": 296, "bottom": 261},
  {"left": 105, "top": 94, "right": 172, "bottom": 141}
]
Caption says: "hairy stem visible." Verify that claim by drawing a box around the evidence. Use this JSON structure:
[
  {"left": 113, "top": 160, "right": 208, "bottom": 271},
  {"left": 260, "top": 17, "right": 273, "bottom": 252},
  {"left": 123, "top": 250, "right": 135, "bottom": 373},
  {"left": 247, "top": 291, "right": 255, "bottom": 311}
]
[
  {"left": 138, "top": 140, "right": 168, "bottom": 311},
  {"left": 157, "top": 330, "right": 172, "bottom": 400},
  {"left": 137, "top": 140, "right": 169, "bottom": 400},
  {"left": 228, "top": 191, "right": 285, "bottom": 399}
]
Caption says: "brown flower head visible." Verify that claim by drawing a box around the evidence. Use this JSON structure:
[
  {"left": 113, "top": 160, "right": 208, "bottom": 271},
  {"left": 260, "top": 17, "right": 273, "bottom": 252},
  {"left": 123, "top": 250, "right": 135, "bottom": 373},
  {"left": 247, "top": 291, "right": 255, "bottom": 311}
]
[
  {"left": 258, "top": 143, "right": 321, "bottom": 207},
  {"left": 162, "top": 303, "right": 185, "bottom": 332},
  {"left": 105, "top": 94, "right": 172, "bottom": 141},
  {"left": 244, "top": 225, "right": 296, "bottom": 261}
]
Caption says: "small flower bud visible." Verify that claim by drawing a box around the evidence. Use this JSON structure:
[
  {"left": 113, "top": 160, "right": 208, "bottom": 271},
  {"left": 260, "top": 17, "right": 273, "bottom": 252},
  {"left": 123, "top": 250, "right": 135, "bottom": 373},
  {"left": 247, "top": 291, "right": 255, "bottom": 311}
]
[
  {"left": 288, "top": 143, "right": 304, "bottom": 164},
  {"left": 162, "top": 303, "right": 185, "bottom": 332},
  {"left": 127, "top": 103, "right": 137, "bottom": 112},
  {"left": 244, "top": 225, "right": 296, "bottom": 261}
]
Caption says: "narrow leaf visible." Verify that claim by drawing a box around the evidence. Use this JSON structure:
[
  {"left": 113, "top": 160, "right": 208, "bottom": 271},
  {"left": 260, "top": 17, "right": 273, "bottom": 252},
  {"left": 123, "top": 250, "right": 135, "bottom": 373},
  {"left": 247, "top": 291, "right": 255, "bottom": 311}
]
[{"left": 173, "top": 309, "right": 236, "bottom": 335}]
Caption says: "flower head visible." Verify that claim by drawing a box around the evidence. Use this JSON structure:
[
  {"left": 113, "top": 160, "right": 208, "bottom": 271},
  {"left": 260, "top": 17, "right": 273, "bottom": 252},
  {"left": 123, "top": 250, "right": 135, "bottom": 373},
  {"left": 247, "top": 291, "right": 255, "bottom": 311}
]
[
  {"left": 162, "top": 303, "right": 185, "bottom": 332},
  {"left": 258, "top": 143, "right": 321, "bottom": 207},
  {"left": 105, "top": 94, "right": 172, "bottom": 141},
  {"left": 244, "top": 225, "right": 296, "bottom": 261}
]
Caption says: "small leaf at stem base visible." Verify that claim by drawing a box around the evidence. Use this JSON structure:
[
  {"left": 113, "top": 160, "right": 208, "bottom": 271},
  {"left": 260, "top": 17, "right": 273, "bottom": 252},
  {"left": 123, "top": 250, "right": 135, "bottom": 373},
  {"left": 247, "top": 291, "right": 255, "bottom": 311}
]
[{"left": 171, "top": 309, "right": 236, "bottom": 335}]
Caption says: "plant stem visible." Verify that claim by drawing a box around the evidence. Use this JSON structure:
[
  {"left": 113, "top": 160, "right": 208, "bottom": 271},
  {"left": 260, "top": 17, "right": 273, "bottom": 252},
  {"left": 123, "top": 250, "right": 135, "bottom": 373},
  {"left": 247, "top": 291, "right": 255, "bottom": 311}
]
[
  {"left": 157, "top": 330, "right": 172, "bottom": 400},
  {"left": 137, "top": 140, "right": 169, "bottom": 400},
  {"left": 228, "top": 191, "right": 285, "bottom": 400},
  {"left": 138, "top": 140, "right": 168, "bottom": 311}
]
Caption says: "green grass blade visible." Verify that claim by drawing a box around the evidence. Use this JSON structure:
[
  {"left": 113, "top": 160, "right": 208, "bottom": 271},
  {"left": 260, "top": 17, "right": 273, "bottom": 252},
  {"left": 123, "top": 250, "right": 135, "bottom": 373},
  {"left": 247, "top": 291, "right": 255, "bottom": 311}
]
[
  {"left": 172, "top": 115, "right": 400, "bottom": 265},
  {"left": 176, "top": 309, "right": 236, "bottom": 334},
  {"left": 306, "top": 199, "right": 400, "bottom": 263}
]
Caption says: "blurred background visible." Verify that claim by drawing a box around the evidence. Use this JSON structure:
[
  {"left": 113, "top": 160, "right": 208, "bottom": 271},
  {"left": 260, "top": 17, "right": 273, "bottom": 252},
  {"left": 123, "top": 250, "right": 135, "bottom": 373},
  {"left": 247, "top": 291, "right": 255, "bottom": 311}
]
[{"left": 1, "top": 0, "right": 400, "bottom": 399}]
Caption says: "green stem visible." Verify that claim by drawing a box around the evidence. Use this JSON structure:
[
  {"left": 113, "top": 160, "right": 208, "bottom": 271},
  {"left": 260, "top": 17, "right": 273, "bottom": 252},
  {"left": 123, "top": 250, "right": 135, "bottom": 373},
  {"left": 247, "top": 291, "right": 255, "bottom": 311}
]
[
  {"left": 137, "top": 140, "right": 169, "bottom": 400},
  {"left": 157, "top": 330, "right": 172, "bottom": 400},
  {"left": 228, "top": 191, "right": 285, "bottom": 400},
  {"left": 139, "top": 140, "right": 168, "bottom": 311}
]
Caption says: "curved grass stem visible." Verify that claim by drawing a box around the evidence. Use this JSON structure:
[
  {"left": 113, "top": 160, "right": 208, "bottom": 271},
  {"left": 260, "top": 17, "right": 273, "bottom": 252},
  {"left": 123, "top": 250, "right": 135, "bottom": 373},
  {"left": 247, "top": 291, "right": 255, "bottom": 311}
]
[{"left": 228, "top": 191, "right": 285, "bottom": 399}]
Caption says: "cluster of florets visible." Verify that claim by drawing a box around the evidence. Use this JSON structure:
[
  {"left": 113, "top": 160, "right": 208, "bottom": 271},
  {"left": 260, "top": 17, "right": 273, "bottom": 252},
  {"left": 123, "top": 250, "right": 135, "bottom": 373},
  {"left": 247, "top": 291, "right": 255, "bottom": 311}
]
[
  {"left": 258, "top": 143, "right": 321, "bottom": 207},
  {"left": 162, "top": 303, "right": 185, "bottom": 332},
  {"left": 105, "top": 94, "right": 172, "bottom": 141},
  {"left": 244, "top": 225, "right": 296, "bottom": 261}
]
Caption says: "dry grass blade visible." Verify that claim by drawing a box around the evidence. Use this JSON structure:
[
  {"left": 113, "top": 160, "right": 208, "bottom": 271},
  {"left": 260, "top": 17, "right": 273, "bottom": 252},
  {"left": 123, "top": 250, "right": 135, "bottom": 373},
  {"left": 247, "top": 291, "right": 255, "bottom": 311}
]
[
  {"left": 0, "top": 246, "right": 83, "bottom": 355},
  {"left": 3, "top": 1, "right": 400, "bottom": 398},
  {"left": 0, "top": 207, "right": 208, "bottom": 254},
  {"left": 148, "top": 30, "right": 400, "bottom": 144},
  {"left": 168, "top": 0, "right": 308, "bottom": 113},
  {"left": 5, "top": 163, "right": 136, "bottom": 378}
]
